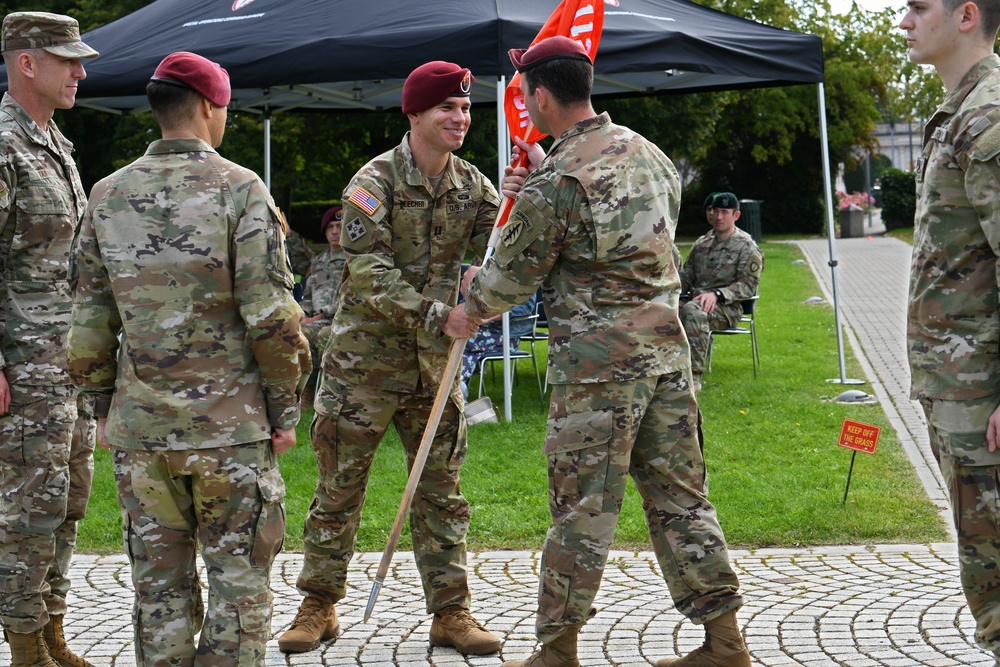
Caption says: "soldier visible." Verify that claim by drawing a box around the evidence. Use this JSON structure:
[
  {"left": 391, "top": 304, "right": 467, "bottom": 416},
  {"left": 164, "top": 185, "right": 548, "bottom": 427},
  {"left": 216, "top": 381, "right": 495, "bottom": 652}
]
[
  {"left": 300, "top": 204, "right": 346, "bottom": 371},
  {"left": 679, "top": 192, "right": 763, "bottom": 391},
  {"left": 279, "top": 61, "right": 504, "bottom": 655},
  {"left": 66, "top": 52, "right": 310, "bottom": 666},
  {"left": 0, "top": 12, "right": 100, "bottom": 667},
  {"left": 902, "top": 0, "right": 1000, "bottom": 661},
  {"left": 464, "top": 36, "right": 750, "bottom": 667}
]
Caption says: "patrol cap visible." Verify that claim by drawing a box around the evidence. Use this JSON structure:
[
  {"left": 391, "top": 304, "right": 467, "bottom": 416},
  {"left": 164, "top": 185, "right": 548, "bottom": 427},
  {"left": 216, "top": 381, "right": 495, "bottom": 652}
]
[
  {"left": 321, "top": 205, "right": 343, "bottom": 233},
  {"left": 705, "top": 192, "right": 739, "bottom": 210},
  {"left": 402, "top": 61, "right": 474, "bottom": 115},
  {"left": 1, "top": 12, "right": 98, "bottom": 59},
  {"left": 509, "top": 36, "right": 590, "bottom": 73},
  {"left": 151, "top": 51, "right": 231, "bottom": 108}
]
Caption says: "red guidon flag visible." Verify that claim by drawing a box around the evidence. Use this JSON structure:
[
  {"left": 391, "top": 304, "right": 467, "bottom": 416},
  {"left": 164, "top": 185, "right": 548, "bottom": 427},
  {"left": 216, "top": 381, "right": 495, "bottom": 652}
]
[{"left": 497, "top": 0, "right": 607, "bottom": 226}]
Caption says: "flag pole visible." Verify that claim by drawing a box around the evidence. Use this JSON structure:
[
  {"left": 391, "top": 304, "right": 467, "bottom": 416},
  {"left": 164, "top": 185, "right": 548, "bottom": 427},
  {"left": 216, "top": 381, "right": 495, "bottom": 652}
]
[{"left": 363, "top": 126, "right": 536, "bottom": 623}]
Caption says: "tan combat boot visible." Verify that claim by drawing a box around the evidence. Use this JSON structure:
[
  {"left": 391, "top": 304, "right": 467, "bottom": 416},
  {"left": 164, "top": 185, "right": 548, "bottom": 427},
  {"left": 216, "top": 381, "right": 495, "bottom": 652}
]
[
  {"left": 429, "top": 606, "right": 501, "bottom": 654},
  {"left": 655, "top": 610, "right": 751, "bottom": 667},
  {"left": 4, "top": 628, "right": 60, "bottom": 667},
  {"left": 277, "top": 597, "right": 340, "bottom": 653},
  {"left": 42, "top": 616, "right": 96, "bottom": 667},
  {"left": 501, "top": 626, "right": 579, "bottom": 667}
]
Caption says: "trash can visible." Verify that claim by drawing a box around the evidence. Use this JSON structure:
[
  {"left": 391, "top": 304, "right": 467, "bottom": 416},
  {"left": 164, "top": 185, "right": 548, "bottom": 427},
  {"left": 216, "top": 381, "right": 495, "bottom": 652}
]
[
  {"left": 738, "top": 199, "right": 762, "bottom": 243},
  {"left": 839, "top": 205, "right": 864, "bottom": 238}
]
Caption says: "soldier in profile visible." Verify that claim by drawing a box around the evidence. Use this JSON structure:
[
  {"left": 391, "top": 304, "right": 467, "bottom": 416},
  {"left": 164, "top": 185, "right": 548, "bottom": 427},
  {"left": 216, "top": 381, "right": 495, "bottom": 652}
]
[
  {"left": 464, "top": 36, "right": 750, "bottom": 667},
  {"left": 67, "top": 51, "right": 309, "bottom": 667},
  {"left": 0, "top": 11, "right": 99, "bottom": 667}
]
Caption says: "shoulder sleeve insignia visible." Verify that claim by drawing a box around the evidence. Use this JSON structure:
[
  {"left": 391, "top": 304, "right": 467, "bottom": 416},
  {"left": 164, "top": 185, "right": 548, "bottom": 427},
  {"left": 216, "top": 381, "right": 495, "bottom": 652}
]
[
  {"left": 348, "top": 186, "right": 386, "bottom": 222},
  {"left": 345, "top": 217, "right": 367, "bottom": 242}
]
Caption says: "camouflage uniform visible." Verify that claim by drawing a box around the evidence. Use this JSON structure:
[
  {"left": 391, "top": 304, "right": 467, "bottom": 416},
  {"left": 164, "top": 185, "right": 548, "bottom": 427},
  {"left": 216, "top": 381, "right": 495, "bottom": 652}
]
[
  {"left": 909, "top": 54, "right": 1000, "bottom": 658},
  {"left": 67, "top": 136, "right": 309, "bottom": 666},
  {"left": 679, "top": 227, "right": 763, "bottom": 374},
  {"left": 300, "top": 247, "right": 346, "bottom": 367},
  {"left": 0, "top": 93, "right": 96, "bottom": 635},
  {"left": 465, "top": 113, "right": 743, "bottom": 643},
  {"left": 284, "top": 226, "right": 315, "bottom": 277},
  {"left": 298, "top": 132, "right": 499, "bottom": 613}
]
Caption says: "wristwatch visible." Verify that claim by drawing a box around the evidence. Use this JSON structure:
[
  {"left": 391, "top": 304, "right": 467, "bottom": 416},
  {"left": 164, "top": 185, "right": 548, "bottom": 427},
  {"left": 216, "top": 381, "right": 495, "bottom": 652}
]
[{"left": 713, "top": 289, "right": 723, "bottom": 302}]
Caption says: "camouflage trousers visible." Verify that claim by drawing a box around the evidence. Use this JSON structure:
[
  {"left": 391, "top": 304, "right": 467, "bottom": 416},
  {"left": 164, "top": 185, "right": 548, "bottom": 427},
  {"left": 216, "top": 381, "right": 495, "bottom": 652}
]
[
  {"left": 301, "top": 374, "right": 471, "bottom": 614},
  {"left": 920, "top": 395, "right": 1000, "bottom": 659},
  {"left": 536, "top": 372, "right": 743, "bottom": 643},
  {"left": 0, "top": 384, "right": 94, "bottom": 633},
  {"left": 301, "top": 319, "right": 332, "bottom": 371},
  {"left": 679, "top": 300, "right": 742, "bottom": 374},
  {"left": 113, "top": 441, "right": 285, "bottom": 667}
]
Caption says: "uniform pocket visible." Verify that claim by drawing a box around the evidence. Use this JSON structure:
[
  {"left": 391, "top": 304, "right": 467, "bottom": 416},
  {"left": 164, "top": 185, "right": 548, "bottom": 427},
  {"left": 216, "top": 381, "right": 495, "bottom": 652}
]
[
  {"left": 237, "top": 600, "right": 273, "bottom": 667},
  {"left": 250, "top": 466, "right": 286, "bottom": 569},
  {"left": 544, "top": 409, "right": 613, "bottom": 517}
]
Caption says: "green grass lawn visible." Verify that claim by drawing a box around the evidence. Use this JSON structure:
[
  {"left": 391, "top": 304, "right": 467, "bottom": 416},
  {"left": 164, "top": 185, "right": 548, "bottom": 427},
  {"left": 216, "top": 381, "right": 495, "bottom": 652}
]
[{"left": 77, "top": 240, "right": 947, "bottom": 553}]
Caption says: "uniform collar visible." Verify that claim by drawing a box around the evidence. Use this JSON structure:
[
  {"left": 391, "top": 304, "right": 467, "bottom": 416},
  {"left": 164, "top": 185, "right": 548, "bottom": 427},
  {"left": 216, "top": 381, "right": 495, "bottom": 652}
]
[
  {"left": 0, "top": 92, "right": 70, "bottom": 154},
  {"left": 937, "top": 53, "right": 1000, "bottom": 116},
  {"left": 399, "top": 131, "right": 462, "bottom": 193},
  {"left": 145, "top": 136, "right": 218, "bottom": 156},
  {"left": 549, "top": 111, "right": 611, "bottom": 154}
]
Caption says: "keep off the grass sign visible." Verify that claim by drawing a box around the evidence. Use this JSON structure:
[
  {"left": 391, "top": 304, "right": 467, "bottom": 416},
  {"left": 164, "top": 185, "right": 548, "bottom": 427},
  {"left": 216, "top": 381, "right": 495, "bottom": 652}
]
[{"left": 838, "top": 419, "right": 880, "bottom": 454}]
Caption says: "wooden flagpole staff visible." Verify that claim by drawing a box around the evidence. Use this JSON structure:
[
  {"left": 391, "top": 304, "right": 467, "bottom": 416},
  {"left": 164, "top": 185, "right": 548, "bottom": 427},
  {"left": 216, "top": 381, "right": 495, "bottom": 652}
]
[
  {"left": 362, "top": 0, "right": 606, "bottom": 624},
  {"left": 363, "top": 128, "right": 533, "bottom": 622}
]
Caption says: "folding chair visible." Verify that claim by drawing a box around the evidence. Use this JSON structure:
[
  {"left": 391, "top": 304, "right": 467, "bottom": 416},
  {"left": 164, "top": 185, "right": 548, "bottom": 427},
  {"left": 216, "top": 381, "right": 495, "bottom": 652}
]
[
  {"left": 476, "top": 313, "right": 544, "bottom": 407},
  {"left": 706, "top": 294, "right": 760, "bottom": 377}
]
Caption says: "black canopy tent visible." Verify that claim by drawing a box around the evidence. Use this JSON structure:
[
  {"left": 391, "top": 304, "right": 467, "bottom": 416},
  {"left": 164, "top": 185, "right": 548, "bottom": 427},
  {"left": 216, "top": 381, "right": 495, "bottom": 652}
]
[
  {"left": 17, "top": 0, "right": 858, "bottom": 410},
  {"left": 46, "top": 0, "right": 824, "bottom": 113}
]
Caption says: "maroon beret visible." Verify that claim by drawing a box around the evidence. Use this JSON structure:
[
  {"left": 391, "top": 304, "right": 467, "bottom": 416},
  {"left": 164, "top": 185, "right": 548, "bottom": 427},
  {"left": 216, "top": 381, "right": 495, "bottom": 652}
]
[
  {"left": 402, "top": 61, "right": 474, "bottom": 115},
  {"left": 510, "top": 36, "right": 590, "bottom": 73},
  {"left": 321, "top": 205, "right": 343, "bottom": 233},
  {"left": 151, "top": 51, "right": 231, "bottom": 108}
]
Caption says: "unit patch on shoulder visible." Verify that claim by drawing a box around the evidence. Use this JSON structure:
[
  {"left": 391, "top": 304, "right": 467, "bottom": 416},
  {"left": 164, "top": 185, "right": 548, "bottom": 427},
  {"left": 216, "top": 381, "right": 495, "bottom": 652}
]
[
  {"left": 346, "top": 217, "right": 367, "bottom": 242},
  {"left": 501, "top": 211, "right": 532, "bottom": 247}
]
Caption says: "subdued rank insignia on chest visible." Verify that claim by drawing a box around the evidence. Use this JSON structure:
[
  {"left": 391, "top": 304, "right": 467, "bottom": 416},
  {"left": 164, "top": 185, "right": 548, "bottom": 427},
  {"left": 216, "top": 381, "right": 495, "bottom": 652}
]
[
  {"left": 346, "top": 217, "right": 367, "bottom": 242},
  {"left": 502, "top": 214, "right": 530, "bottom": 247},
  {"left": 434, "top": 225, "right": 444, "bottom": 236},
  {"left": 931, "top": 126, "right": 948, "bottom": 143}
]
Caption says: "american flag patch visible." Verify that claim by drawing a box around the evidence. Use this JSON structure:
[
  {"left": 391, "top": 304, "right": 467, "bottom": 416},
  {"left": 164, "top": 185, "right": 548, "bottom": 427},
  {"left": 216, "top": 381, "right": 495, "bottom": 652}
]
[{"left": 349, "top": 187, "right": 382, "bottom": 216}]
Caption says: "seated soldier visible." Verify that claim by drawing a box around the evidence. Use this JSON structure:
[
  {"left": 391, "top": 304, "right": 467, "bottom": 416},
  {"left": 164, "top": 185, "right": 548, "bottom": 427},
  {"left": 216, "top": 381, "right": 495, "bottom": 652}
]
[
  {"left": 460, "top": 286, "right": 538, "bottom": 399},
  {"left": 680, "top": 192, "right": 763, "bottom": 391},
  {"left": 300, "top": 204, "right": 346, "bottom": 372}
]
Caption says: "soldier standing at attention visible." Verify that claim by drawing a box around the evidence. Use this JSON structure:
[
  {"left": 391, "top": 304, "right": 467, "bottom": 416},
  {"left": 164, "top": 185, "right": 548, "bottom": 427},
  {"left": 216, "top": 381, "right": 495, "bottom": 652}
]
[
  {"left": 679, "top": 192, "right": 763, "bottom": 391},
  {"left": 902, "top": 0, "right": 1000, "bottom": 661},
  {"left": 280, "top": 61, "right": 504, "bottom": 655},
  {"left": 0, "top": 12, "right": 99, "bottom": 667},
  {"left": 67, "top": 51, "right": 310, "bottom": 667},
  {"left": 464, "top": 36, "right": 750, "bottom": 667}
]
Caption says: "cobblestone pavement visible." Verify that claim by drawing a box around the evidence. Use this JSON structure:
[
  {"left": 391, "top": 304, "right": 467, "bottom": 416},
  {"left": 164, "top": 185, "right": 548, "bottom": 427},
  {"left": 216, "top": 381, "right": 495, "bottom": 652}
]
[
  {"left": 0, "top": 544, "right": 990, "bottom": 667},
  {"left": 3, "top": 228, "right": 995, "bottom": 666}
]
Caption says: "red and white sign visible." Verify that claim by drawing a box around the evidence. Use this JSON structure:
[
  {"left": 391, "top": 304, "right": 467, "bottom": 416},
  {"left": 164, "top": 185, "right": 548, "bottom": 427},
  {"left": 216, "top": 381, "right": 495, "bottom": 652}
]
[{"left": 838, "top": 419, "right": 880, "bottom": 455}]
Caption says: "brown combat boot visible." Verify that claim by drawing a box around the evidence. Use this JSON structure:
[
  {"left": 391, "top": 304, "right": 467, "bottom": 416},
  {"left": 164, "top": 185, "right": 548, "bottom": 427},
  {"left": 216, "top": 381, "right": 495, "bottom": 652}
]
[
  {"left": 4, "top": 628, "right": 60, "bottom": 667},
  {"left": 42, "top": 616, "right": 96, "bottom": 667},
  {"left": 501, "top": 626, "right": 579, "bottom": 667},
  {"left": 654, "top": 611, "right": 751, "bottom": 667},
  {"left": 277, "top": 597, "right": 340, "bottom": 653},
  {"left": 429, "top": 606, "right": 501, "bottom": 654}
]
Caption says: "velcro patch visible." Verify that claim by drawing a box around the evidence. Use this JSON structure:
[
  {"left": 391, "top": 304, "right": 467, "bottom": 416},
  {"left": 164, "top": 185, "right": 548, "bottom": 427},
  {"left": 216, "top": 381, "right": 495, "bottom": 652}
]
[
  {"left": 346, "top": 217, "right": 367, "bottom": 242},
  {"left": 501, "top": 212, "right": 532, "bottom": 247}
]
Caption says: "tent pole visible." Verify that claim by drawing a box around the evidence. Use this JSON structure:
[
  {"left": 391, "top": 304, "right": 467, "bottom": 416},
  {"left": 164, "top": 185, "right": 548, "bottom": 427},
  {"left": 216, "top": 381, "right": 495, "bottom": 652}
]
[
  {"left": 264, "top": 103, "right": 272, "bottom": 191},
  {"left": 497, "top": 76, "right": 514, "bottom": 421},
  {"left": 818, "top": 82, "right": 863, "bottom": 386}
]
